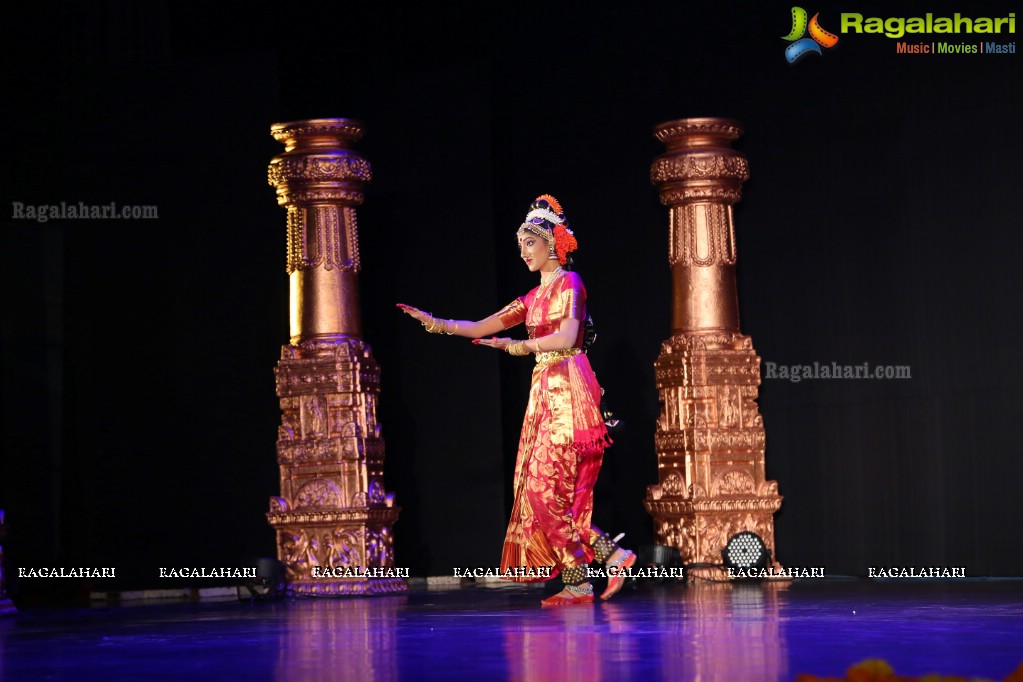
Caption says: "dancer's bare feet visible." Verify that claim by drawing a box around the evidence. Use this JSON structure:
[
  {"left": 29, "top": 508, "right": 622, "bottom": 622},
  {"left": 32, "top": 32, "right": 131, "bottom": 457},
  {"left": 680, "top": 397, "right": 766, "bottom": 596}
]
[
  {"left": 600, "top": 549, "right": 636, "bottom": 600},
  {"left": 541, "top": 582, "right": 595, "bottom": 606}
]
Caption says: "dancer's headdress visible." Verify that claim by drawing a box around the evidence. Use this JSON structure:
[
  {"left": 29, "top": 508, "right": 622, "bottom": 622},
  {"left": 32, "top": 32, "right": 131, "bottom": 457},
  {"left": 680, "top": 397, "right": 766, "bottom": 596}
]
[{"left": 516, "top": 194, "right": 578, "bottom": 265}]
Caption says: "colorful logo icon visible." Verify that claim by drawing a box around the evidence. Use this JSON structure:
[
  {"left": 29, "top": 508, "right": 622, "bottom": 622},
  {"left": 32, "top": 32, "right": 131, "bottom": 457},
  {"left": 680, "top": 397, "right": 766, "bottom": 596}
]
[{"left": 783, "top": 7, "right": 839, "bottom": 63}]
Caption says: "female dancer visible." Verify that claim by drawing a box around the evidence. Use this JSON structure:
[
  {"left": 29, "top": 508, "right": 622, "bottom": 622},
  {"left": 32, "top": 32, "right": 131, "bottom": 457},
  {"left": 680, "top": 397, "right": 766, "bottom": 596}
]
[{"left": 398, "top": 195, "right": 635, "bottom": 605}]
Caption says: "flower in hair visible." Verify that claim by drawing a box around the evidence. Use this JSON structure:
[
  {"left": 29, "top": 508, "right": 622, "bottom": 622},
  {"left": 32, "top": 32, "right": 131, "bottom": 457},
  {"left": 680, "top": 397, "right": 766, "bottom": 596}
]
[
  {"left": 535, "top": 194, "right": 564, "bottom": 215},
  {"left": 553, "top": 224, "right": 578, "bottom": 265}
]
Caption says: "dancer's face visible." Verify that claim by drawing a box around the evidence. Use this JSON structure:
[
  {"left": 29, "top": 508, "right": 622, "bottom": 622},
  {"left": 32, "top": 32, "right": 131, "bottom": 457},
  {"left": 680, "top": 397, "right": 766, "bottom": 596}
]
[{"left": 518, "top": 232, "right": 553, "bottom": 272}]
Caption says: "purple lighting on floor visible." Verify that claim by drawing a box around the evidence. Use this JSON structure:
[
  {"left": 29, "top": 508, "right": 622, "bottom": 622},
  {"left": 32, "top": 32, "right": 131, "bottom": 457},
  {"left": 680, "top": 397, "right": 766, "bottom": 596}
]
[{"left": 2, "top": 581, "right": 1022, "bottom": 680}]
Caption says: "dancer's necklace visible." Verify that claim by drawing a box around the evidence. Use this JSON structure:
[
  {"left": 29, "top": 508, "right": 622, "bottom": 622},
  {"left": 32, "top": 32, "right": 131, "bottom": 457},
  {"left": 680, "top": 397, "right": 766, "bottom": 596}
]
[{"left": 540, "top": 266, "right": 564, "bottom": 287}]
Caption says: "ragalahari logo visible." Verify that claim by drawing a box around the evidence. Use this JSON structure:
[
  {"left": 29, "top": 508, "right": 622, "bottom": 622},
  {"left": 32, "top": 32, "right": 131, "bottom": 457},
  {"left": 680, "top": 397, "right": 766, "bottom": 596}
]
[{"left": 783, "top": 7, "right": 840, "bottom": 63}]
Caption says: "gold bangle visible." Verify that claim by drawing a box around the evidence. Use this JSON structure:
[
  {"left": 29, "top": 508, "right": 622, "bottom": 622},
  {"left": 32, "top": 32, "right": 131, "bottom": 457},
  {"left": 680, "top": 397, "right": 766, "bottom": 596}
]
[
  {"left": 535, "top": 337, "right": 544, "bottom": 352},
  {"left": 506, "top": 341, "right": 529, "bottom": 356}
]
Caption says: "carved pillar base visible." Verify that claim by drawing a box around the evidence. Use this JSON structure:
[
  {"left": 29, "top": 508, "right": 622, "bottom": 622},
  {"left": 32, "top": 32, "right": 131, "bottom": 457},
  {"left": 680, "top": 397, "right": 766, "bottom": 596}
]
[
  {"left": 266, "top": 336, "right": 405, "bottom": 596},
  {"left": 645, "top": 333, "right": 782, "bottom": 575},
  {"left": 267, "top": 511, "right": 404, "bottom": 596},
  {"left": 643, "top": 332, "right": 782, "bottom": 577}
]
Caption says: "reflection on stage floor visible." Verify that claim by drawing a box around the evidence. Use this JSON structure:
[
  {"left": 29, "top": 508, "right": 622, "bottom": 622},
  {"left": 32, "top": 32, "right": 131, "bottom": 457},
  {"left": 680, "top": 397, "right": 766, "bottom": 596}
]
[{"left": 2, "top": 579, "right": 1022, "bottom": 681}]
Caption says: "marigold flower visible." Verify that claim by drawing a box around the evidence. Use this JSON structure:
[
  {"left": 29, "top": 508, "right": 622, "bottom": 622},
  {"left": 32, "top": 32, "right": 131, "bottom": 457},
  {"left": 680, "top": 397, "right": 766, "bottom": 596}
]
[{"left": 553, "top": 224, "right": 578, "bottom": 265}]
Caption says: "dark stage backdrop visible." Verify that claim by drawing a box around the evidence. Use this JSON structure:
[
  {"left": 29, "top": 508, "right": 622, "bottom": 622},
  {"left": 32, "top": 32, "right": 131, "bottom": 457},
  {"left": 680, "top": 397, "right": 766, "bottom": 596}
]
[{"left": 2, "top": 1, "right": 1021, "bottom": 596}]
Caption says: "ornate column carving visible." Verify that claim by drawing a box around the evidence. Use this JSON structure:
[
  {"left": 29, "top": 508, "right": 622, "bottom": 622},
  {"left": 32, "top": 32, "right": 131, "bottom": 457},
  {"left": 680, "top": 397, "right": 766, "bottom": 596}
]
[
  {"left": 266, "top": 119, "right": 404, "bottom": 595},
  {"left": 644, "top": 118, "right": 783, "bottom": 578}
]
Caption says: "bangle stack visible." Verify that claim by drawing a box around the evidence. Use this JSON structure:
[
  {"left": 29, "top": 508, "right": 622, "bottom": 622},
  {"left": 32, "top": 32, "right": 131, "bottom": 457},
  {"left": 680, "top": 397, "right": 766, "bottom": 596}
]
[
  {"left": 507, "top": 336, "right": 549, "bottom": 355},
  {"left": 423, "top": 316, "right": 455, "bottom": 335},
  {"left": 506, "top": 341, "right": 530, "bottom": 356}
]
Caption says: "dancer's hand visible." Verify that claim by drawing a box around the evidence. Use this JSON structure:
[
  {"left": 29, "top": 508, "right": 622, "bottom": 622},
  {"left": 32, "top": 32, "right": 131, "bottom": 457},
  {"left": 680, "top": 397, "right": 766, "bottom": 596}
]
[
  {"left": 397, "top": 303, "right": 454, "bottom": 334},
  {"left": 473, "top": 337, "right": 513, "bottom": 351},
  {"left": 396, "top": 303, "right": 432, "bottom": 326}
]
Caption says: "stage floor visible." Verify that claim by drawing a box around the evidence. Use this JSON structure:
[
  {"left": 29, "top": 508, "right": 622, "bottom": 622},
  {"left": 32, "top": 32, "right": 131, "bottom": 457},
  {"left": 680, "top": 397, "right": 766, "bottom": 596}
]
[{"left": 2, "top": 579, "right": 1022, "bottom": 681}]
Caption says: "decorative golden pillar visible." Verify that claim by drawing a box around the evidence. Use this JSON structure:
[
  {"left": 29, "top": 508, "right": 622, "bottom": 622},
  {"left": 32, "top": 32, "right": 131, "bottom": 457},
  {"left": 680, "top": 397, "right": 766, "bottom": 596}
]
[
  {"left": 644, "top": 118, "right": 783, "bottom": 578},
  {"left": 266, "top": 119, "right": 404, "bottom": 595}
]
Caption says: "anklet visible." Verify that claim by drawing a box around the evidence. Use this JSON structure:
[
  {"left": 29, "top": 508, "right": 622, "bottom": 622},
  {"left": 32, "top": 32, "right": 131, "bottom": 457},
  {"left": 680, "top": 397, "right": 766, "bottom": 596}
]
[{"left": 566, "top": 582, "right": 593, "bottom": 596}]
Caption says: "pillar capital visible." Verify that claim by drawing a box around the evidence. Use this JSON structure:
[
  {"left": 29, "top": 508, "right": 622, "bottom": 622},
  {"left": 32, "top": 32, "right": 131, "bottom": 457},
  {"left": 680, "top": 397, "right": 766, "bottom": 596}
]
[
  {"left": 268, "top": 118, "right": 369, "bottom": 342},
  {"left": 651, "top": 118, "right": 751, "bottom": 334},
  {"left": 268, "top": 118, "right": 371, "bottom": 208},
  {"left": 650, "top": 118, "right": 749, "bottom": 207}
]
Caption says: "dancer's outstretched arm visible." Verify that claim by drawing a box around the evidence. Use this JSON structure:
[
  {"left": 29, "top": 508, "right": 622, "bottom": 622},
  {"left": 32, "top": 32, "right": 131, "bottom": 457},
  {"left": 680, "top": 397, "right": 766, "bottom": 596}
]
[
  {"left": 473, "top": 317, "right": 580, "bottom": 354},
  {"left": 396, "top": 303, "right": 508, "bottom": 339}
]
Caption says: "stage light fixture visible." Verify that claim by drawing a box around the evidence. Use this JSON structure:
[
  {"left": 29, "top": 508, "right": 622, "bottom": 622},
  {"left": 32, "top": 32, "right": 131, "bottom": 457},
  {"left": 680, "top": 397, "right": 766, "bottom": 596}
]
[
  {"left": 721, "top": 531, "right": 771, "bottom": 571},
  {"left": 244, "top": 558, "right": 286, "bottom": 600},
  {"left": 645, "top": 544, "right": 683, "bottom": 568},
  {"left": 637, "top": 544, "right": 684, "bottom": 583}
]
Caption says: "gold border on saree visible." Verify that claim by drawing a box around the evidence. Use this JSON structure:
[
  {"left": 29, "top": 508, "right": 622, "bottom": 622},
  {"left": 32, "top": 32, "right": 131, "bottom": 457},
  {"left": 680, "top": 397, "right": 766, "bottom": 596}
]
[{"left": 534, "top": 348, "right": 583, "bottom": 368}]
